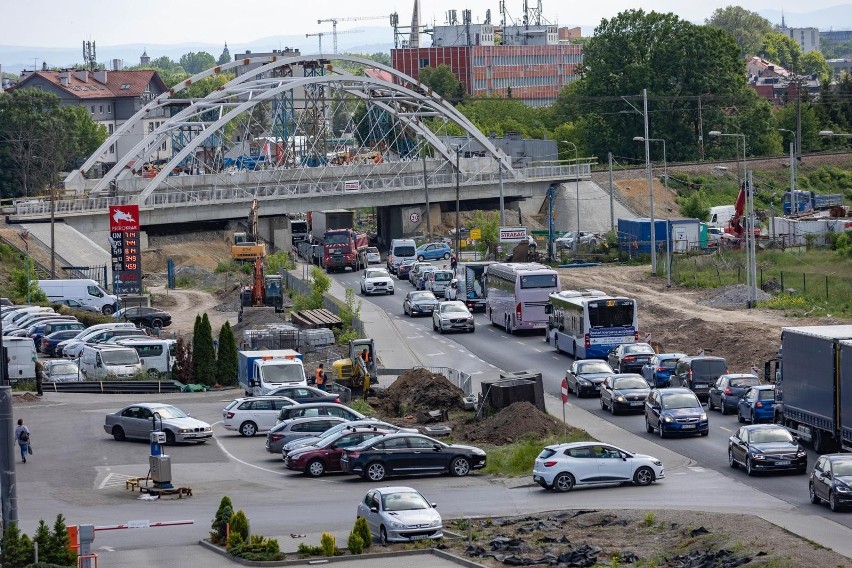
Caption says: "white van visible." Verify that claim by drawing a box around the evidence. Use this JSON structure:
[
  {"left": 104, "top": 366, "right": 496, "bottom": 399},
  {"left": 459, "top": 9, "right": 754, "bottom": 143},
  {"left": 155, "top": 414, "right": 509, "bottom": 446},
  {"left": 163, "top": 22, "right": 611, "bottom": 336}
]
[
  {"left": 387, "top": 238, "right": 417, "bottom": 274},
  {"left": 113, "top": 338, "right": 176, "bottom": 378},
  {"left": 709, "top": 205, "right": 735, "bottom": 228},
  {"left": 36, "top": 279, "right": 121, "bottom": 315},
  {"left": 2, "top": 306, "right": 54, "bottom": 326},
  {"left": 2, "top": 337, "right": 37, "bottom": 381},
  {"left": 78, "top": 345, "right": 143, "bottom": 380}
]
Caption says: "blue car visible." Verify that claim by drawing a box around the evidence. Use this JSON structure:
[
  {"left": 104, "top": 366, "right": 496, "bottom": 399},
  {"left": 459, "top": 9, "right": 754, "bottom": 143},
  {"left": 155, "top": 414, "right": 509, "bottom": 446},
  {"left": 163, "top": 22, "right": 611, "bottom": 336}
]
[
  {"left": 737, "top": 385, "right": 776, "bottom": 424},
  {"left": 415, "top": 242, "right": 452, "bottom": 261},
  {"left": 641, "top": 353, "right": 686, "bottom": 388},
  {"left": 644, "top": 388, "right": 709, "bottom": 438}
]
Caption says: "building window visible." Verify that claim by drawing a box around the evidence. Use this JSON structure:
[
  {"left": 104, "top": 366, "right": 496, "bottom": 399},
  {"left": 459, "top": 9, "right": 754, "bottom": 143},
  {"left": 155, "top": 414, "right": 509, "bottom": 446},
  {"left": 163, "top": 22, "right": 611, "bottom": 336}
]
[
  {"left": 107, "top": 104, "right": 112, "bottom": 113},
  {"left": 109, "top": 144, "right": 115, "bottom": 154},
  {"left": 108, "top": 124, "right": 114, "bottom": 134},
  {"left": 90, "top": 105, "right": 95, "bottom": 114},
  {"left": 418, "top": 58, "right": 430, "bottom": 69},
  {"left": 149, "top": 123, "right": 154, "bottom": 133}
]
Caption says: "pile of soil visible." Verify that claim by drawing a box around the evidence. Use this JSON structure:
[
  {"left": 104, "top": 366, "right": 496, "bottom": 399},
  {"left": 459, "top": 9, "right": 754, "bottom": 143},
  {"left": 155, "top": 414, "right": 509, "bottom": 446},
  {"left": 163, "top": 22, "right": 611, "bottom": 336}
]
[
  {"left": 379, "top": 369, "right": 465, "bottom": 417},
  {"left": 462, "top": 402, "right": 571, "bottom": 444}
]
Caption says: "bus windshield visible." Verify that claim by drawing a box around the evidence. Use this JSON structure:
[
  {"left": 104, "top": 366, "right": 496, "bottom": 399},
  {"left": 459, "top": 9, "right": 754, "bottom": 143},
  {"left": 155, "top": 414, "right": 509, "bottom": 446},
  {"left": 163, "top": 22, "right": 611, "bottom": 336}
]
[
  {"left": 520, "top": 274, "right": 558, "bottom": 289},
  {"left": 588, "top": 302, "right": 635, "bottom": 328}
]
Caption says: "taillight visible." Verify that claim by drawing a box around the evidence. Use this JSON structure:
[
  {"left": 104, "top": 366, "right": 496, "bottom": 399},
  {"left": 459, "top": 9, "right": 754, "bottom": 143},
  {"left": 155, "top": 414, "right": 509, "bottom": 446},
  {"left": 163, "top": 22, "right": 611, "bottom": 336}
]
[
  {"left": 624, "top": 356, "right": 635, "bottom": 361},
  {"left": 334, "top": 397, "right": 341, "bottom": 403},
  {"left": 755, "top": 401, "right": 763, "bottom": 408},
  {"left": 724, "top": 387, "right": 732, "bottom": 395},
  {"left": 657, "top": 367, "right": 666, "bottom": 372},
  {"left": 270, "top": 434, "right": 283, "bottom": 442},
  {"left": 543, "top": 461, "right": 557, "bottom": 467},
  {"left": 516, "top": 303, "right": 522, "bottom": 322},
  {"left": 584, "top": 333, "right": 590, "bottom": 349},
  {"left": 226, "top": 412, "right": 235, "bottom": 419},
  {"left": 347, "top": 451, "right": 360, "bottom": 459}
]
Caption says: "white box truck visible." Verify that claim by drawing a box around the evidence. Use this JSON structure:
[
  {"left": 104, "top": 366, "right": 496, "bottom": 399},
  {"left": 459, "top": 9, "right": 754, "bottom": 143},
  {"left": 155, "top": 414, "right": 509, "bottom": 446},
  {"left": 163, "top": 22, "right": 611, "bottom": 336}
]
[
  {"left": 36, "top": 279, "right": 121, "bottom": 315},
  {"left": 238, "top": 349, "right": 307, "bottom": 396}
]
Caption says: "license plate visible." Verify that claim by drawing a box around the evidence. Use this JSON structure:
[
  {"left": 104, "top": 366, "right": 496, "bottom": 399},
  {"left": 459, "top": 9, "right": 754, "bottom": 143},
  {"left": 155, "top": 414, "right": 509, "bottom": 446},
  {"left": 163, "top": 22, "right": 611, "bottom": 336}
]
[
  {"left": 681, "top": 424, "right": 696, "bottom": 429},
  {"left": 409, "top": 535, "right": 429, "bottom": 541},
  {"left": 776, "top": 460, "right": 791, "bottom": 466},
  {"left": 630, "top": 402, "right": 643, "bottom": 406}
]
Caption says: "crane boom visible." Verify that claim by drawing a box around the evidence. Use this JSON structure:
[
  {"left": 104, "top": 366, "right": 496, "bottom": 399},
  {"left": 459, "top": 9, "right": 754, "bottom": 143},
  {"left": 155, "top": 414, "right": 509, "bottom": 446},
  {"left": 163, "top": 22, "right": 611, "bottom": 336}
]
[
  {"left": 316, "top": 15, "right": 387, "bottom": 54},
  {"left": 306, "top": 29, "right": 363, "bottom": 54}
]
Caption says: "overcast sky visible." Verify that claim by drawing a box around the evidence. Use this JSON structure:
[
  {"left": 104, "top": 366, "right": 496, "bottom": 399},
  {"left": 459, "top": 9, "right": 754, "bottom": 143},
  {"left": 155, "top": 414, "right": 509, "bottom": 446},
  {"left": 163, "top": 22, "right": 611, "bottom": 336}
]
[{"left": 2, "top": 0, "right": 848, "bottom": 47}]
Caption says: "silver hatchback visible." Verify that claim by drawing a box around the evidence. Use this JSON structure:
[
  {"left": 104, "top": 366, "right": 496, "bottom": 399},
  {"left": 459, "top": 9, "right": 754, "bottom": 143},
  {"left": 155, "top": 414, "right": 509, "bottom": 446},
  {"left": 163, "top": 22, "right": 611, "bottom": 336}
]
[{"left": 266, "top": 416, "right": 348, "bottom": 454}]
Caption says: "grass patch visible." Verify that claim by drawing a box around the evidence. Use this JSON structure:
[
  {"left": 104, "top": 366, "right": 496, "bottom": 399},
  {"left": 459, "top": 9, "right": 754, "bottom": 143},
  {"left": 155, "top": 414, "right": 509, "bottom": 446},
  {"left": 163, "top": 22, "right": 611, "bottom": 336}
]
[
  {"left": 347, "top": 399, "right": 373, "bottom": 415},
  {"left": 481, "top": 432, "right": 590, "bottom": 477}
]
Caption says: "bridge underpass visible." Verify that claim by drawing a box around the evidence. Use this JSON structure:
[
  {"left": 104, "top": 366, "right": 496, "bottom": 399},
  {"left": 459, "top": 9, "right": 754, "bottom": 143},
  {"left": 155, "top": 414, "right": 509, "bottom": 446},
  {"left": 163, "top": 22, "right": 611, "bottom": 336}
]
[{"left": 8, "top": 54, "right": 591, "bottom": 253}]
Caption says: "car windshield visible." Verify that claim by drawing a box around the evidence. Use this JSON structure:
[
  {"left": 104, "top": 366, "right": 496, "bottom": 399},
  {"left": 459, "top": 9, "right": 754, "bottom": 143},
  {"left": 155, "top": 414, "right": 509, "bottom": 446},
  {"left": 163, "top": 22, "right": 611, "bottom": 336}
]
[
  {"left": 394, "top": 246, "right": 416, "bottom": 256},
  {"left": 434, "top": 272, "right": 452, "bottom": 281},
  {"left": 381, "top": 491, "right": 430, "bottom": 511},
  {"left": 442, "top": 304, "right": 467, "bottom": 313},
  {"left": 729, "top": 377, "right": 760, "bottom": 388},
  {"left": 367, "top": 247, "right": 378, "bottom": 253},
  {"left": 758, "top": 389, "right": 775, "bottom": 400},
  {"left": 658, "top": 359, "right": 678, "bottom": 369},
  {"left": 48, "top": 363, "right": 78, "bottom": 375},
  {"left": 661, "top": 393, "right": 700, "bottom": 409},
  {"left": 262, "top": 364, "right": 306, "bottom": 383},
  {"left": 623, "top": 344, "right": 654, "bottom": 354},
  {"left": 750, "top": 429, "right": 793, "bottom": 444},
  {"left": 101, "top": 349, "right": 139, "bottom": 365},
  {"left": 411, "top": 292, "right": 435, "bottom": 301},
  {"left": 614, "top": 377, "right": 648, "bottom": 390},
  {"left": 577, "top": 362, "right": 611, "bottom": 374},
  {"left": 366, "top": 269, "right": 389, "bottom": 279},
  {"left": 833, "top": 462, "right": 852, "bottom": 476},
  {"left": 150, "top": 406, "right": 188, "bottom": 419}
]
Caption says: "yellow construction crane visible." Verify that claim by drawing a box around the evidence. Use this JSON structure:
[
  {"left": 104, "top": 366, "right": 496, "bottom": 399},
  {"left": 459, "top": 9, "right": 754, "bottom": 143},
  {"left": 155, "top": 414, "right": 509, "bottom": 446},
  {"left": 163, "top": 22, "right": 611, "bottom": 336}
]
[
  {"left": 305, "top": 29, "right": 363, "bottom": 55},
  {"left": 317, "top": 15, "right": 389, "bottom": 54}
]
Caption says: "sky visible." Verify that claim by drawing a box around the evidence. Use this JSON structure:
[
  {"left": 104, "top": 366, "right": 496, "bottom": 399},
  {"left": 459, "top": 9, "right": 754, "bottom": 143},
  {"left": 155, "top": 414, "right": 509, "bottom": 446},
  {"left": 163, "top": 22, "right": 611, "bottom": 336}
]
[{"left": 2, "top": 0, "right": 850, "bottom": 48}]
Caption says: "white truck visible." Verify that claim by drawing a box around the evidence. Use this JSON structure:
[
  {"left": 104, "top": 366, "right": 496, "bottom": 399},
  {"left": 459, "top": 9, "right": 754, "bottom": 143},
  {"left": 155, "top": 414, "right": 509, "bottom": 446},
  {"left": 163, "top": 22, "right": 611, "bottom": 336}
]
[{"left": 238, "top": 349, "right": 307, "bottom": 396}]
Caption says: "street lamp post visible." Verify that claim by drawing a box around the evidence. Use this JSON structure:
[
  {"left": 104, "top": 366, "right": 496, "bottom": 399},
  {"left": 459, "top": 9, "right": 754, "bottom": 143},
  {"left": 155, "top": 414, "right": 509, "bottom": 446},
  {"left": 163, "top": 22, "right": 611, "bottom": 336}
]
[
  {"left": 633, "top": 136, "right": 670, "bottom": 287},
  {"left": 421, "top": 143, "right": 431, "bottom": 239},
  {"left": 562, "top": 141, "right": 580, "bottom": 253},
  {"left": 452, "top": 144, "right": 461, "bottom": 261},
  {"left": 709, "top": 130, "right": 757, "bottom": 308},
  {"left": 778, "top": 129, "right": 797, "bottom": 216}
]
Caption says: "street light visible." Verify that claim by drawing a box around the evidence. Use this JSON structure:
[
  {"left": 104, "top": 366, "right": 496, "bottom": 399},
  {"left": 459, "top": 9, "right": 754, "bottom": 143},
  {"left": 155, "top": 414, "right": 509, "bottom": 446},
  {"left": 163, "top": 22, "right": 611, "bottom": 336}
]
[
  {"left": 562, "top": 141, "right": 580, "bottom": 253},
  {"left": 819, "top": 130, "right": 852, "bottom": 138},
  {"left": 708, "top": 130, "right": 757, "bottom": 308},
  {"left": 778, "top": 128, "right": 798, "bottom": 216},
  {"left": 451, "top": 143, "right": 461, "bottom": 262},
  {"left": 621, "top": 89, "right": 656, "bottom": 274},
  {"left": 633, "top": 136, "right": 670, "bottom": 287}
]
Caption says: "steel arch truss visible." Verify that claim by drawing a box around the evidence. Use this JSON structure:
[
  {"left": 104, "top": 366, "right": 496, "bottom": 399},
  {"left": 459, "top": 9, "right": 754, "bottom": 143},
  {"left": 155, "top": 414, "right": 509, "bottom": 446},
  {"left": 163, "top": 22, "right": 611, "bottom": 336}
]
[{"left": 72, "top": 54, "right": 518, "bottom": 206}]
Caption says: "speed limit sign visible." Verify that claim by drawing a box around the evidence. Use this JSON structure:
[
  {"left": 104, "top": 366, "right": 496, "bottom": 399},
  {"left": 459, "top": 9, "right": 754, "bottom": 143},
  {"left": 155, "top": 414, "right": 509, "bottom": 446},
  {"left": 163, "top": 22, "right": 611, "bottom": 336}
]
[{"left": 409, "top": 212, "right": 420, "bottom": 223}]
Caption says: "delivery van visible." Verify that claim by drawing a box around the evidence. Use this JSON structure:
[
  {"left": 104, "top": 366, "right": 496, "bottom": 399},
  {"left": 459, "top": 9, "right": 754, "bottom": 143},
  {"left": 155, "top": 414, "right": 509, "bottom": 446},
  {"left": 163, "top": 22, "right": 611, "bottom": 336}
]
[
  {"left": 78, "top": 345, "right": 143, "bottom": 380},
  {"left": 2, "top": 337, "right": 37, "bottom": 382},
  {"left": 113, "top": 338, "right": 176, "bottom": 378},
  {"left": 387, "top": 239, "right": 417, "bottom": 274},
  {"left": 36, "top": 279, "right": 120, "bottom": 315}
]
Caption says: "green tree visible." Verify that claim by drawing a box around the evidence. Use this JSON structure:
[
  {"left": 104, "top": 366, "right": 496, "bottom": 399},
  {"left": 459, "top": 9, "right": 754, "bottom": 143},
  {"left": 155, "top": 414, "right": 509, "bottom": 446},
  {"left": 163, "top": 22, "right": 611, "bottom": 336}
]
[
  {"left": 211, "top": 496, "right": 234, "bottom": 544},
  {"left": 802, "top": 51, "right": 831, "bottom": 84},
  {"left": 418, "top": 64, "right": 466, "bottom": 104},
  {"left": 680, "top": 191, "right": 710, "bottom": 220},
  {"left": 455, "top": 97, "right": 550, "bottom": 139},
  {"left": 11, "top": 263, "right": 47, "bottom": 304},
  {"left": 193, "top": 313, "right": 216, "bottom": 385},
  {"left": 32, "top": 521, "right": 51, "bottom": 564},
  {"left": 775, "top": 101, "right": 821, "bottom": 153},
  {"left": 293, "top": 266, "right": 330, "bottom": 310},
  {"left": 705, "top": 6, "right": 773, "bottom": 56},
  {"left": 47, "top": 514, "right": 76, "bottom": 566},
  {"left": 472, "top": 210, "right": 499, "bottom": 258},
  {"left": 760, "top": 32, "right": 803, "bottom": 71},
  {"left": 171, "top": 336, "right": 195, "bottom": 384},
  {"left": 179, "top": 51, "right": 217, "bottom": 74},
  {"left": 215, "top": 322, "right": 239, "bottom": 387}
]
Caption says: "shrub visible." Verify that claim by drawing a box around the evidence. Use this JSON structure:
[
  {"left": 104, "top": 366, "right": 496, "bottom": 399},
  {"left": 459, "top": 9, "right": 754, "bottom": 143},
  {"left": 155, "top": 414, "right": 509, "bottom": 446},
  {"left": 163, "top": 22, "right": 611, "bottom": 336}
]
[
  {"left": 229, "top": 510, "right": 249, "bottom": 542},
  {"left": 47, "top": 514, "right": 76, "bottom": 566},
  {"left": 320, "top": 532, "right": 336, "bottom": 557},
  {"left": 228, "top": 534, "right": 285, "bottom": 560},
  {"left": 171, "top": 336, "right": 194, "bottom": 384},
  {"left": 215, "top": 322, "right": 238, "bottom": 387},
  {"left": 353, "top": 517, "right": 371, "bottom": 549},
  {"left": 297, "top": 543, "right": 324, "bottom": 557},
  {"left": 210, "top": 496, "right": 234, "bottom": 544},
  {"left": 347, "top": 532, "right": 365, "bottom": 555},
  {"left": 193, "top": 313, "right": 216, "bottom": 386},
  {"left": 227, "top": 531, "right": 244, "bottom": 550}
]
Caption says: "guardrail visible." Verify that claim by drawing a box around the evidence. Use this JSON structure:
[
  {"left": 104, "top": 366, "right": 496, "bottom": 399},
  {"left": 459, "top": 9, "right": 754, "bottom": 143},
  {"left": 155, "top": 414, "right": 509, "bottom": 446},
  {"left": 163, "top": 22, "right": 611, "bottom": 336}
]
[{"left": 44, "top": 380, "right": 181, "bottom": 394}]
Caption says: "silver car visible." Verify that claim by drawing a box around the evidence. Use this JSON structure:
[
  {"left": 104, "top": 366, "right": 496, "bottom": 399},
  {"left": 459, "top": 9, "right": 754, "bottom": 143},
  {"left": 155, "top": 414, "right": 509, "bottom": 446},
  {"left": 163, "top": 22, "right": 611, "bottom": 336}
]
[
  {"left": 356, "top": 486, "right": 443, "bottom": 545},
  {"left": 266, "top": 416, "right": 348, "bottom": 454},
  {"left": 42, "top": 360, "right": 82, "bottom": 382},
  {"left": 432, "top": 301, "right": 475, "bottom": 334},
  {"left": 281, "top": 419, "right": 419, "bottom": 457},
  {"left": 104, "top": 402, "right": 212, "bottom": 444}
]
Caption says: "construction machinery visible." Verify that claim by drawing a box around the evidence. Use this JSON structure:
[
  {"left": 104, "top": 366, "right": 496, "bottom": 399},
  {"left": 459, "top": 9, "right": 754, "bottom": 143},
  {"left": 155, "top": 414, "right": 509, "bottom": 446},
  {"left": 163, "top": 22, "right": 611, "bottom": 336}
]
[
  {"left": 239, "top": 258, "right": 284, "bottom": 322},
  {"left": 317, "top": 15, "right": 388, "bottom": 54},
  {"left": 305, "top": 29, "right": 363, "bottom": 55},
  {"left": 331, "top": 339, "right": 377, "bottom": 392},
  {"left": 231, "top": 200, "right": 267, "bottom": 261}
]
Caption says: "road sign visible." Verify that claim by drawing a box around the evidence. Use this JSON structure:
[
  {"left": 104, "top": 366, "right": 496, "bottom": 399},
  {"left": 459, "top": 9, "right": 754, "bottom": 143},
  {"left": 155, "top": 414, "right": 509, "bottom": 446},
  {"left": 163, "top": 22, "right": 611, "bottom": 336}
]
[
  {"left": 470, "top": 228, "right": 481, "bottom": 240},
  {"left": 561, "top": 378, "right": 569, "bottom": 403},
  {"left": 409, "top": 212, "right": 420, "bottom": 223}
]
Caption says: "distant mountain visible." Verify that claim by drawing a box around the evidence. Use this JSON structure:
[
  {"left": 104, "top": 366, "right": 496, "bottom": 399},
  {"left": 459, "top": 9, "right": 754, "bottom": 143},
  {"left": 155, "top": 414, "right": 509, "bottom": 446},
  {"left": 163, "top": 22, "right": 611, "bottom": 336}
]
[{"left": 759, "top": 6, "right": 852, "bottom": 29}]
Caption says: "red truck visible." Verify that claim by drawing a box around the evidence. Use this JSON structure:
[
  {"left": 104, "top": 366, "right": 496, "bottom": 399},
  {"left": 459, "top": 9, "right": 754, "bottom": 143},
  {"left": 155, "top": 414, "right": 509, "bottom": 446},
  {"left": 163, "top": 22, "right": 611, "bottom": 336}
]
[{"left": 322, "top": 229, "right": 368, "bottom": 272}]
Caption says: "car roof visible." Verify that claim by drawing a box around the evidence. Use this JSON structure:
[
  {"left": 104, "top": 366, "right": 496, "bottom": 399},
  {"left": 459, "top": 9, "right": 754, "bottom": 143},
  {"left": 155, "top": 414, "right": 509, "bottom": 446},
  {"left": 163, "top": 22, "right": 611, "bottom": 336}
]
[
  {"left": 656, "top": 353, "right": 687, "bottom": 359},
  {"left": 720, "top": 373, "right": 758, "bottom": 378},
  {"left": 825, "top": 454, "right": 852, "bottom": 462},
  {"left": 234, "top": 396, "right": 295, "bottom": 402},
  {"left": 610, "top": 373, "right": 645, "bottom": 379},
  {"left": 750, "top": 385, "right": 775, "bottom": 390},
  {"left": 681, "top": 356, "right": 726, "bottom": 362},
  {"left": 126, "top": 402, "right": 175, "bottom": 409},
  {"left": 288, "top": 402, "right": 347, "bottom": 409},
  {"left": 545, "top": 441, "right": 610, "bottom": 451},
  {"left": 372, "top": 486, "right": 422, "bottom": 495},
  {"left": 655, "top": 387, "right": 694, "bottom": 394},
  {"left": 284, "top": 416, "right": 347, "bottom": 426},
  {"left": 741, "top": 424, "right": 786, "bottom": 432}
]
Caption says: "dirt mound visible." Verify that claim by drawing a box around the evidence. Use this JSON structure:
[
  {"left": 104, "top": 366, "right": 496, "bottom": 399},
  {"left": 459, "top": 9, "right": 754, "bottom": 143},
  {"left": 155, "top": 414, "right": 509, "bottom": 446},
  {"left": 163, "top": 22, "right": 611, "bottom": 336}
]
[
  {"left": 380, "top": 369, "right": 465, "bottom": 417},
  {"left": 462, "top": 401, "right": 570, "bottom": 444}
]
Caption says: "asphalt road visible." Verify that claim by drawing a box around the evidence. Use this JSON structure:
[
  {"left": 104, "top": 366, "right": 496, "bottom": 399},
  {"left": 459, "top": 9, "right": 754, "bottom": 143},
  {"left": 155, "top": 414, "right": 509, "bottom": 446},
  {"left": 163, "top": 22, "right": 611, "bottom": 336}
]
[{"left": 334, "top": 265, "right": 851, "bottom": 530}]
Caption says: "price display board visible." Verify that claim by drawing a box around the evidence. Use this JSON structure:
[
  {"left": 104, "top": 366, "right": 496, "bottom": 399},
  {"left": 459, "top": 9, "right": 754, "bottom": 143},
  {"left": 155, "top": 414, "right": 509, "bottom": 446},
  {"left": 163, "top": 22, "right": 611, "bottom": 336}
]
[{"left": 108, "top": 205, "right": 142, "bottom": 295}]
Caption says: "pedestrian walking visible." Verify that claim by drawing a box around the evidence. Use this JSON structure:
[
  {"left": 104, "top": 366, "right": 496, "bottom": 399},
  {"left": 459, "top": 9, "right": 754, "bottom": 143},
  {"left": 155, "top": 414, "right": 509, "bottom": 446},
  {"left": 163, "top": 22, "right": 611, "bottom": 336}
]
[
  {"left": 315, "top": 363, "right": 327, "bottom": 391},
  {"left": 450, "top": 254, "right": 458, "bottom": 271},
  {"left": 14, "top": 418, "right": 31, "bottom": 463},
  {"left": 35, "top": 360, "right": 44, "bottom": 396}
]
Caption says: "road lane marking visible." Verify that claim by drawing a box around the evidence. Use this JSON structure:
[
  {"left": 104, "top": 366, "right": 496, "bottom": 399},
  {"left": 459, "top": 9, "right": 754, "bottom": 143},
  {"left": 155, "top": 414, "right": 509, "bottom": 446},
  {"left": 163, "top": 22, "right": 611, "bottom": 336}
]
[
  {"left": 425, "top": 352, "right": 445, "bottom": 356},
  {"left": 406, "top": 335, "right": 424, "bottom": 339},
  {"left": 718, "top": 427, "right": 731, "bottom": 432},
  {"left": 98, "top": 472, "right": 136, "bottom": 489},
  {"left": 533, "top": 348, "right": 542, "bottom": 352}
]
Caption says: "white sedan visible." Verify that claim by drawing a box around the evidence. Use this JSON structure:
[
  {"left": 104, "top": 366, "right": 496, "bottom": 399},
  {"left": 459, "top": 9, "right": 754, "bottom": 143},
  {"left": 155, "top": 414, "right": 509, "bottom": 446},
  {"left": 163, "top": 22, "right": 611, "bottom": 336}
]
[
  {"left": 360, "top": 268, "right": 394, "bottom": 296},
  {"left": 432, "top": 301, "right": 475, "bottom": 333},
  {"left": 356, "top": 486, "right": 443, "bottom": 545},
  {"left": 533, "top": 441, "right": 664, "bottom": 492},
  {"left": 365, "top": 247, "right": 381, "bottom": 264}
]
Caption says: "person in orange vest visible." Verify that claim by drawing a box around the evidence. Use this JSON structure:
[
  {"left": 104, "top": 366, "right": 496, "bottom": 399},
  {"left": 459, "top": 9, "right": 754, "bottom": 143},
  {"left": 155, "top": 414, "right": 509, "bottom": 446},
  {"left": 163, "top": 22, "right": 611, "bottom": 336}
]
[
  {"left": 314, "top": 363, "right": 327, "bottom": 391},
  {"left": 360, "top": 349, "right": 370, "bottom": 365}
]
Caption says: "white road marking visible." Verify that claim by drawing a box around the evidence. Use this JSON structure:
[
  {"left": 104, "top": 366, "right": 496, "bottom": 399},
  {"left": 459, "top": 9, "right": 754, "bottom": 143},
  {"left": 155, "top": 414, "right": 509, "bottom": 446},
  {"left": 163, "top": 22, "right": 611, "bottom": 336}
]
[
  {"left": 470, "top": 371, "right": 483, "bottom": 375},
  {"left": 552, "top": 356, "right": 561, "bottom": 360},
  {"left": 406, "top": 335, "right": 424, "bottom": 339},
  {"left": 533, "top": 348, "right": 542, "bottom": 352},
  {"left": 425, "top": 352, "right": 446, "bottom": 356},
  {"left": 98, "top": 472, "right": 137, "bottom": 489},
  {"left": 718, "top": 426, "right": 732, "bottom": 432},
  {"left": 688, "top": 466, "right": 705, "bottom": 472}
]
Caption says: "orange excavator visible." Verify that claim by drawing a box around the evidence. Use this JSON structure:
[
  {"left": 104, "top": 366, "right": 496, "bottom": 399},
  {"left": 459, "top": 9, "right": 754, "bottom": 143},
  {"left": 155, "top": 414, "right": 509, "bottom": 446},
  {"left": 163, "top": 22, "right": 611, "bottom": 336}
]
[
  {"left": 238, "top": 257, "right": 284, "bottom": 321},
  {"left": 726, "top": 183, "right": 760, "bottom": 241}
]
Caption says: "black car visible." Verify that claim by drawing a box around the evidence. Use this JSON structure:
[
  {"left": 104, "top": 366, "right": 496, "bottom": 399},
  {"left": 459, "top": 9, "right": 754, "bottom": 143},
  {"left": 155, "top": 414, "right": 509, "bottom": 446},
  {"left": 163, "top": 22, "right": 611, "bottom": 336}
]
[
  {"left": 564, "top": 359, "right": 614, "bottom": 397},
  {"left": 599, "top": 374, "right": 651, "bottom": 415},
  {"left": 340, "top": 433, "right": 487, "bottom": 482},
  {"left": 41, "top": 329, "right": 84, "bottom": 357},
  {"left": 728, "top": 424, "right": 807, "bottom": 476},
  {"left": 396, "top": 259, "right": 417, "bottom": 280},
  {"left": 674, "top": 356, "right": 728, "bottom": 403},
  {"left": 402, "top": 291, "right": 438, "bottom": 317},
  {"left": 708, "top": 373, "right": 761, "bottom": 415},
  {"left": 115, "top": 307, "right": 172, "bottom": 328},
  {"left": 810, "top": 454, "right": 852, "bottom": 512},
  {"left": 607, "top": 343, "right": 656, "bottom": 374},
  {"left": 266, "top": 385, "right": 340, "bottom": 404}
]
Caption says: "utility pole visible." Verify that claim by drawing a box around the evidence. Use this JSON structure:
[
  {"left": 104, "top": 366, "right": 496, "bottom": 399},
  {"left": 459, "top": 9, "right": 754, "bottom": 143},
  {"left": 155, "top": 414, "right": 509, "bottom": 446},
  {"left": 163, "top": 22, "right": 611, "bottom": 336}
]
[
  {"left": 422, "top": 146, "right": 431, "bottom": 238},
  {"left": 608, "top": 152, "right": 614, "bottom": 232},
  {"left": 643, "top": 88, "right": 657, "bottom": 275}
]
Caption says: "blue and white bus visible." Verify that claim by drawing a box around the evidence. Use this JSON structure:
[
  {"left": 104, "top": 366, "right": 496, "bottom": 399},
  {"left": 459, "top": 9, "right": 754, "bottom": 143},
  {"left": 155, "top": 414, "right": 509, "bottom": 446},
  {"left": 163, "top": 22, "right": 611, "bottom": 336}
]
[
  {"left": 486, "top": 262, "right": 560, "bottom": 333},
  {"left": 547, "top": 289, "right": 638, "bottom": 359}
]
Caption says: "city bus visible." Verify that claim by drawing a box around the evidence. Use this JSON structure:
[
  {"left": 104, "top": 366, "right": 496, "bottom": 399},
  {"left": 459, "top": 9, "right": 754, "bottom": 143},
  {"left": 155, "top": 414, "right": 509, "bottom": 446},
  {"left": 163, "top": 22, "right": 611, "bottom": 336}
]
[
  {"left": 546, "top": 289, "right": 638, "bottom": 359},
  {"left": 485, "top": 262, "right": 560, "bottom": 333}
]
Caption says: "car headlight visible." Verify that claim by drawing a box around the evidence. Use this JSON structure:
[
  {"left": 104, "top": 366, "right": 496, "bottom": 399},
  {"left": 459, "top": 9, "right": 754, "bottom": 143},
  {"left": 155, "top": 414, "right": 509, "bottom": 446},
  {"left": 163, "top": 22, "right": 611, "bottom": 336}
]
[
  {"left": 179, "top": 428, "right": 192, "bottom": 433},
  {"left": 796, "top": 451, "right": 807, "bottom": 458},
  {"left": 430, "top": 518, "right": 442, "bottom": 527},
  {"left": 651, "top": 459, "right": 663, "bottom": 466},
  {"left": 700, "top": 413, "right": 707, "bottom": 420},
  {"left": 577, "top": 378, "right": 590, "bottom": 385},
  {"left": 615, "top": 396, "right": 625, "bottom": 402},
  {"left": 389, "top": 521, "right": 405, "bottom": 529},
  {"left": 836, "top": 484, "right": 851, "bottom": 493},
  {"left": 663, "top": 416, "right": 674, "bottom": 423}
]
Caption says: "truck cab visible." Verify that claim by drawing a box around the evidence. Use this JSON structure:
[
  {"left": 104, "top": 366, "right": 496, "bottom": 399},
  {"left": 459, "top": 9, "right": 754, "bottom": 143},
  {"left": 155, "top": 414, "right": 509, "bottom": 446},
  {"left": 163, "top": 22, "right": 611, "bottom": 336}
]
[{"left": 239, "top": 349, "right": 307, "bottom": 396}]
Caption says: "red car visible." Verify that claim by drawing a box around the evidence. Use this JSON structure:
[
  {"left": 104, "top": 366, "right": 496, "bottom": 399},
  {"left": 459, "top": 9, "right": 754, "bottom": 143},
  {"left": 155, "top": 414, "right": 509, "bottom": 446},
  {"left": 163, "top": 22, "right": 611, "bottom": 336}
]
[{"left": 284, "top": 427, "right": 390, "bottom": 477}]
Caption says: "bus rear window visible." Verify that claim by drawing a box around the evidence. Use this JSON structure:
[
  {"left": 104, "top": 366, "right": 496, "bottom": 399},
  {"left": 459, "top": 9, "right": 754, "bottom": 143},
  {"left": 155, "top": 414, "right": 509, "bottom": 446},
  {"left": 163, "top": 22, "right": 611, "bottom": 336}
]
[
  {"left": 520, "top": 274, "right": 557, "bottom": 289},
  {"left": 588, "top": 303, "right": 634, "bottom": 328}
]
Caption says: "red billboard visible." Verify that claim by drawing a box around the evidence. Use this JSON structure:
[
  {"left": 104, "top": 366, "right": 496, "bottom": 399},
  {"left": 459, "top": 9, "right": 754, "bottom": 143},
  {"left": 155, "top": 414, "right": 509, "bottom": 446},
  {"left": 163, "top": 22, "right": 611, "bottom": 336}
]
[{"left": 109, "top": 205, "right": 140, "bottom": 232}]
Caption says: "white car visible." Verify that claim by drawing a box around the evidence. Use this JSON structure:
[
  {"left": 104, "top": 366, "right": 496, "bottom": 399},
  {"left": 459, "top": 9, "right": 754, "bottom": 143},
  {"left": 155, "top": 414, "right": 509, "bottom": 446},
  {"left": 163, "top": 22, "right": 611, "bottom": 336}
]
[
  {"left": 356, "top": 486, "right": 443, "bottom": 545},
  {"left": 425, "top": 269, "right": 454, "bottom": 298},
  {"left": 365, "top": 247, "right": 381, "bottom": 264},
  {"left": 222, "top": 396, "right": 297, "bottom": 437},
  {"left": 533, "top": 441, "right": 664, "bottom": 492},
  {"left": 432, "top": 301, "right": 475, "bottom": 333},
  {"left": 361, "top": 268, "right": 394, "bottom": 296},
  {"left": 554, "top": 231, "right": 598, "bottom": 250}
]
